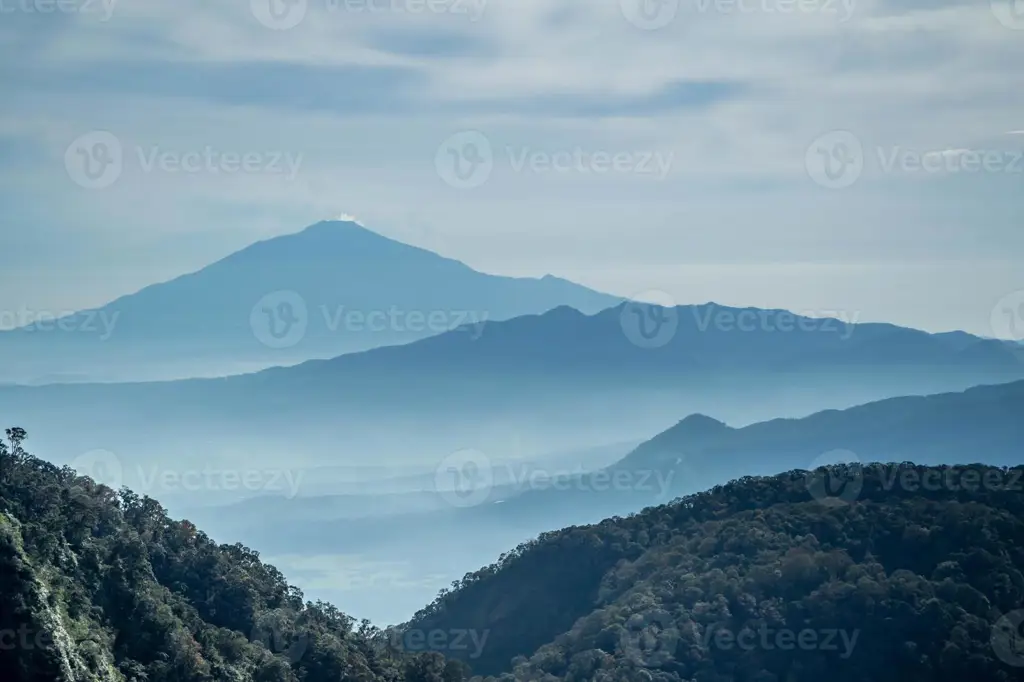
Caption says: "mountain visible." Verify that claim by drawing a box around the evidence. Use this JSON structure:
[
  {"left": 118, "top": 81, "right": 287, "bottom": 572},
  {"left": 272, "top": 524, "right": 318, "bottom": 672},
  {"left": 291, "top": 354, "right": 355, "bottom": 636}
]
[
  {"left": 0, "top": 429, "right": 469, "bottom": 682},
  {"left": 611, "top": 376, "right": 1024, "bottom": 492},
  {"left": 0, "top": 220, "right": 620, "bottom": 384},
  {"left": 408, "top": 462, "right": 1024, "bottom": 680},
  {"left": 457, "top": 378, "right": 1024, "bottom": 528},
  {"left": 1, "top": 301, "right": 1020, "bottom": 509}
]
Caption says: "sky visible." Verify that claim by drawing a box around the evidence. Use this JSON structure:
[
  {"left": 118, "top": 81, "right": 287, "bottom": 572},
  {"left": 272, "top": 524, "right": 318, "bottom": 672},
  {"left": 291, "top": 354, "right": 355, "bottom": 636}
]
[{"left": 1, "top": 0, "right": 1022, "bottom": 338}]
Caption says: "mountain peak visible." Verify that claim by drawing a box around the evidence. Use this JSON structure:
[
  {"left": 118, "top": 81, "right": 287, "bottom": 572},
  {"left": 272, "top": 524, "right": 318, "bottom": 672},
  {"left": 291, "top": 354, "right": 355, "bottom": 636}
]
[
  {"left": 678, "top": 413, "right": 726, "bottom": 426},
  {"left": 674, "top": 413, "right": 730, "bottom": 434},
  {"left": 298, "top": 218, "right": 380, "bottom": 238},
  {"left": 222, "top": 219, "right": 438, "bottom": 267}
]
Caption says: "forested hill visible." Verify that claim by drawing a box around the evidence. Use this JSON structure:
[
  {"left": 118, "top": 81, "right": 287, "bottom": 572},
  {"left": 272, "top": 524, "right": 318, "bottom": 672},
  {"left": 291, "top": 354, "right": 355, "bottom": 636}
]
[
  {"left": 410, "top": 461, "right": 1024, "bottom": 681},
  {"left": 0, "top": 428, "right": 467, "bottom": 682}
]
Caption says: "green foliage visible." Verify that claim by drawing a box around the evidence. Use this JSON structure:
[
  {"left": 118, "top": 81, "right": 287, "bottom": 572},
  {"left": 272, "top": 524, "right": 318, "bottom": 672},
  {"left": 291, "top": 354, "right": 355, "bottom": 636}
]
[
  {"left": 412, "top": 463, "right": 1024, "bottom": 681},
  {"left": 0, "top": 429, "right": 464, "bottom": 682}
]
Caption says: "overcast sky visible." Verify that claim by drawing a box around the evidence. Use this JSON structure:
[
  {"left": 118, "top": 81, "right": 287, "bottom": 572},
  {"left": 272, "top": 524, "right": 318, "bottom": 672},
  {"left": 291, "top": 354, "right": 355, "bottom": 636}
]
[{"left": 1, "top": 0, "right": 1022, "bottom": 337}]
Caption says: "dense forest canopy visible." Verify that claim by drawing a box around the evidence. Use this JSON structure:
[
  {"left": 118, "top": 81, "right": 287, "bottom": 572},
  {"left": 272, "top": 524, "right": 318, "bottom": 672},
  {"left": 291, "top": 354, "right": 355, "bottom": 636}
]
[
  {"left": 0, "top": 428, "right": 469, "bottom": 682},
  {"left": 410, "top": 460, "right": 1024, "bottom": 681}
]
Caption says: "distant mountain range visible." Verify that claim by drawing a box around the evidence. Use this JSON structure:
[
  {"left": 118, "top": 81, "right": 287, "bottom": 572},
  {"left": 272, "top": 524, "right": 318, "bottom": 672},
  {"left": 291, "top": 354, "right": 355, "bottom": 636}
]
[
  {"left": 210, "top": 378, "right": 1024, "bottom": 556},
  {"left": 495, "top": 377, "right": 1024, "bottom": 526},
  {"left": 0, "top": 220, "right": 620, "bottom": 384},
  {"left": 2, "top": 300, "right": 1021, "bottom": 497}
]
